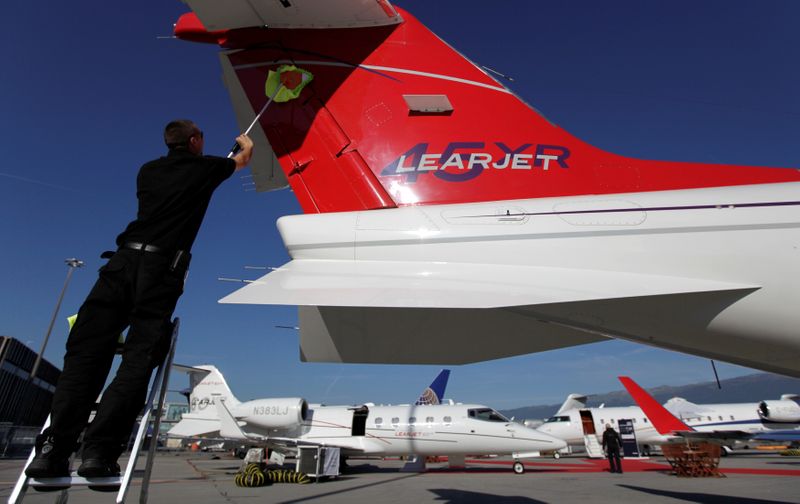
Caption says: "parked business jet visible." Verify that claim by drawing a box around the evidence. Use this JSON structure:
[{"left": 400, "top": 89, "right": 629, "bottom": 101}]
[
  {"left": 619, "top": 376, "right": 800, "bottom": 445},
  {"left": 535, "top": 393, "right": 664, "bottom": 457},
  {"left": 537, "top": 378, "right": 800, "bottom": 455},
  {"left": 168, "top": 365, "right": 565, "bottom": 473},
  {"left": 172, "top": 1, "right": 800, "bottom": 375}
]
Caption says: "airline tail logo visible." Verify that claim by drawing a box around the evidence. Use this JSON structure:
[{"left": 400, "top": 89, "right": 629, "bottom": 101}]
[
  {"left": 416, "top": 387, "right": 440, "bottom": 406},
  {"left": 381, "top": 142, "right": 570, "bottom": 183}
]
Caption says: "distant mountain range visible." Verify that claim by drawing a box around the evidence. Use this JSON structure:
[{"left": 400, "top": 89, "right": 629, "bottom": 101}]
[{"left": 500, "top": 373, "right": 800, "bottom": 421}]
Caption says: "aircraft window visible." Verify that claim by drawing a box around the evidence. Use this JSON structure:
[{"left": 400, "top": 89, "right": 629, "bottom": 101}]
[
  {"left": 632, "top": 418, "right": 637, "bottom": 423},
  {"left": 718, "top": 416, "right": 723, "bottom": 421},
  {"left": 391, "top": 417, "right": 399, "bottom": 426},
  {"left": 409, "top": 417, "right": 417, "bottom": 424},
  {"left": 426, "top": 416, "right": 434, "bottom": 424},
  {"left": 730, "top": 415, "right": 735, "bottom": 420},
  {"left": 468, "top": 408, "right": 510, "bottom": 422},
  {"left": 443, "top": 416, "right": 452, "bottom": 425},
  {"left": 707, "top": 416, "right": 712, "bottom": 421},
  {"left": 600, "top": 419, "right": 604, "bottom": 424},
  {"left": 643, "top": 418, "right": 648, "bottom": 423},
  {"left": 544, "top": 416, "right": 570, "bottom": 423},
  {"left": 375, "top": 417, "right": 383, "bottom": 425}
]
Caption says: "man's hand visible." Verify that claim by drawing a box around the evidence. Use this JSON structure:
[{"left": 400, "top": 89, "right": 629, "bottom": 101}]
[{"left": 232, "top": 134, "right": 254, "bottom": 171}]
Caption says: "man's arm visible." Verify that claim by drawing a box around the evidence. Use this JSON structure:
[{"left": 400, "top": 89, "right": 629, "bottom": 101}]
[{"left": 231, "top": 134, "right": 254, "bottom": 171}]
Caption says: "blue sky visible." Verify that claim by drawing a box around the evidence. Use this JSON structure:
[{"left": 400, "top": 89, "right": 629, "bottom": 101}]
[{"left": 1, "top": 1, "right": 798, "bottom": 410}]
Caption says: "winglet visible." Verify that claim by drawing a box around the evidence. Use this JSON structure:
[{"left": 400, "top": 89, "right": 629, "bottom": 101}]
[{"left": 618, "top": 376, "right": 692, "bottom": 435}]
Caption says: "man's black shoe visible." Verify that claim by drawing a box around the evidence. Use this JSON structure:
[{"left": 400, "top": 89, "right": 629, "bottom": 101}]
[
  {"left": 25, "top": 436, "right": 70, "bottom": 479},
  {"left": 77, "top": 458, "right": 121, "bottom": 478}
]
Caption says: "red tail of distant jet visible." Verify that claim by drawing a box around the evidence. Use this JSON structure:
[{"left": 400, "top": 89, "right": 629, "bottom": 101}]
[{"left": 618, "top": 376, "right": 691, "bottom": 436}]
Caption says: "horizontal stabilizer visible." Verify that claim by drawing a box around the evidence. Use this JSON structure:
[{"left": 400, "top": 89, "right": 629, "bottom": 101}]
[
  {"left": 167, "top": 416, "right": 220, "bottom": 438},
  {"left": 220, "top": 260, "right": 755, "bottom": 309},
  {"left": 556, "top": 394, "right": 589, "bottom": 415},
  {"left": 216, "top": 397, "right": 249, "bottom": 441},
  {"left": 664, "top": 397, "right": 712, "bottom": 417},
  {"left": 184, "top": 0, "right": 402, "bottom": 31},
  {"left": 172, "top": 364, "right": 212, "bottom": 375}
]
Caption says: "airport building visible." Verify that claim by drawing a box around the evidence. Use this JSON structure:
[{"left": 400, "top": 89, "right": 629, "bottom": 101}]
[
  {"left": 0, "top": 336, "right": 60, "bottom": 427},
  {"left": 0, "top": 336, "right": 61, "bottom": 457}
]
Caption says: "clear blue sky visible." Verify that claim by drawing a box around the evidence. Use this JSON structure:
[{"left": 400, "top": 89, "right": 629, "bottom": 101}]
[{"left": 1, "top": 1, "right": 798, "bottom": 410}]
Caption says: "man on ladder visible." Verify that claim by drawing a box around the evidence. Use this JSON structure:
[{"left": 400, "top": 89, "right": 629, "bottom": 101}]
[{"left": 25, "top": 121, "right": 253, "bottom": 480}]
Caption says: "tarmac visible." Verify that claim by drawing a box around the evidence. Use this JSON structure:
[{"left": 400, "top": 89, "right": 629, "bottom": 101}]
[{"left": 1, "top": 451, "right": 798, "bottom": 503}]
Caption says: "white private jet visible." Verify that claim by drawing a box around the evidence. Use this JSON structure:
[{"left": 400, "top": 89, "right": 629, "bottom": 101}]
[
  {"left": 172, "top": 1, "right": 800, "bottom": 375},
  {"left": 168, "top": 365, "right": 566, "bottom": 473},
  {"left": 618, "top": 376, "right": 800, "bottom": 447},
  {"left": 536, "top": 379, "right": 800, "bottom": 456}
]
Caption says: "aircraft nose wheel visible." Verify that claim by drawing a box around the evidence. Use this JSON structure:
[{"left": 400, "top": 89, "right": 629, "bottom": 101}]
[{"left": 512, "top": 461, "right": 525, "bottom": 474}]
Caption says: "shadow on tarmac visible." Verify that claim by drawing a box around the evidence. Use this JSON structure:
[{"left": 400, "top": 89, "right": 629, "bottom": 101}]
[
  {"left": 276, "top": 473, "right": 421, "bottom": 503},
  {"left": 617, "top": 485, "right": 797, "bottom": 504},
  {"left": 429, "top": 489, "right": 546, "bottom": 503}
]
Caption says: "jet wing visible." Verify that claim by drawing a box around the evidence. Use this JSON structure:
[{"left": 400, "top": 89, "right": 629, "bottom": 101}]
[
  {"left": 183, "top": 0, "right": 402, "bottom": 31},
  {"left": 752, "top": 430, "right": 800, "bottom": 442},
  {"left": 219, "top": 261, "right": 755, "bottom": 364},
  {"left": 672, "top": 430, "right": 751, "bottom": 441},
  {"left": 220, "top": 260, "right": 754, "bottom": 309}
]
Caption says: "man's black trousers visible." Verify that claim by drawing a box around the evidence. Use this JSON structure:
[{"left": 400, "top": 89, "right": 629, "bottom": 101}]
[
  {"left": 46, "top": 248, "right": 186, "bottom": 459},
  {"left": 607, "top": 448, "right": 622, "bottom": 473}
]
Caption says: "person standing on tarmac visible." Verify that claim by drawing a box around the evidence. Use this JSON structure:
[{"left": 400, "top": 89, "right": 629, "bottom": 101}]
[
  {"left": 602, "top": 423, "right": 624, "bottom": 474},
  {"left": 26, "top": 120, "right": 254, "bottom": 479}
]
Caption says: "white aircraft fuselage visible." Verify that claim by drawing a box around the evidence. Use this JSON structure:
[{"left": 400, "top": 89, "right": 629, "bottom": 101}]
[
  {"left": 537, "top": 399, "right": 800, "bottom": 448},
  {"left": 168, "top": 366, "right": 565, "bottom": 460},
  {"left": 224, "top": 182, "right": 800, "bottom": 375},
  {"left": 240, "top": 402, "right": 564, "bottom": 457}
]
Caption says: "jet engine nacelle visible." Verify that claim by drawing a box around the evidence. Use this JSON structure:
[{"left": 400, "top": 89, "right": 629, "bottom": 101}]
[
  {"left": 758, "top": 400, "right": 800, "bottom": 423},
  {"left": 237, "top": 398, "right": 308, "bottom": 429}
]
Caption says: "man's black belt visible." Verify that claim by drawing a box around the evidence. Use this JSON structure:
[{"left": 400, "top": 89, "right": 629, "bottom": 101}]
[
  {"left": 122, "top": 242, "right": 166, "bottom": 254},
  {"left": 112, "top": 242, "right": 190, "bottom": 272}
]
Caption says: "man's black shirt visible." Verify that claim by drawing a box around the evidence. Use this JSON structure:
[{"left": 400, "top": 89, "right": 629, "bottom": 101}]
[
  {"left": 116, "top": 149, "right": 235, "bottom": 252},
  {"left": 602, "top": 428, "right": 622, "bottom": 452}
]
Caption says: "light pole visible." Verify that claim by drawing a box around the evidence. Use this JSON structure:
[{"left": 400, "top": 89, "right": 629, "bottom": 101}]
[
  {"left": 30, "top": 258, "right": 84, "bottom": 382},
  {"left": 2, "top": 258, "right": 84, "bottom": 457}
]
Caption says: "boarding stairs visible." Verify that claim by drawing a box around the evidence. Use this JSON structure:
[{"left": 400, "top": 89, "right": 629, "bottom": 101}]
[
  {"left": 8, "top": 318, "right": 180, "bottom": 504},
  {"left": 583, "top": 434, "right": 605, "bottom": 459}
]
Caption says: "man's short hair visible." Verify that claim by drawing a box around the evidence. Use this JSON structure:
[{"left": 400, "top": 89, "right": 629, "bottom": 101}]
[{"left": 164, "top": 119, "right": 200, "bottom": 149}]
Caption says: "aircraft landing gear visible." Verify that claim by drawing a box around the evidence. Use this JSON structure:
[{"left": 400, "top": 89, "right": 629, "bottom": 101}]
[
  {"left": 512, "top": 461, "right": 525, "bottom": 474},
  {"left": 553, "top": 452, "right": 561, "bottom": 459}
]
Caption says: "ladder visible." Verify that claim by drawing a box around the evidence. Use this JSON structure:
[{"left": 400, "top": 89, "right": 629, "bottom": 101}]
[
  {"left": 8, "top": 318, "right": 180, "bottom": 504},
  {"left": 583, "top": 434, "right": 605, "bottom": 459}
]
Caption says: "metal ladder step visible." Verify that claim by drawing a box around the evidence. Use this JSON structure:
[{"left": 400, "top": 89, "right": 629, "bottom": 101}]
[
  {"left": 28, "top": 475, "right": 122, "bottom": 489},
  {"left": 8, "top": 318, "right": 180, "bottom": 504}
]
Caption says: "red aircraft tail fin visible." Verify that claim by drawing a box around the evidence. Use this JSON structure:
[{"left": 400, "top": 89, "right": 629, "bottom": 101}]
[
  {"left": 175, "top": 6, "right": 800, "bottom": 214},
  {"left": 618, "top": 376, "right": 692, "bottom": 435}
]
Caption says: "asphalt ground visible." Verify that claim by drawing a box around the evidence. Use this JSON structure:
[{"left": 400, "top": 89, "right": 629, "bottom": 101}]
[{"left": 1, "top": 451, "right": 798, "bottom": 503}]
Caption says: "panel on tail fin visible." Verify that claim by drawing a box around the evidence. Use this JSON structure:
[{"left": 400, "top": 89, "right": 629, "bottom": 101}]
[{"left": 219, "top": 52, "right": 286, "bottom": 192}]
